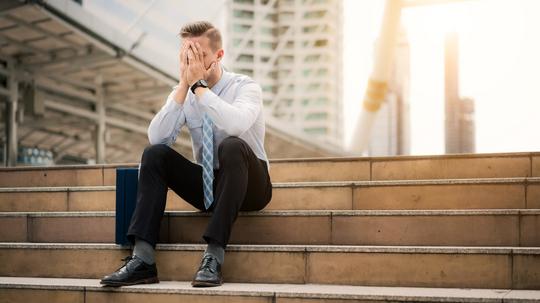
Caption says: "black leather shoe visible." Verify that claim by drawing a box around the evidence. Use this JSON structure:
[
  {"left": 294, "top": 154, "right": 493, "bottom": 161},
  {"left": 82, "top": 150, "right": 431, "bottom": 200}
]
[
  {"left": 191, "top": 254, "right": 223, "bottom": 287},
  {"left": 100, "top": 255, "right": 159, "bottom": 287}
]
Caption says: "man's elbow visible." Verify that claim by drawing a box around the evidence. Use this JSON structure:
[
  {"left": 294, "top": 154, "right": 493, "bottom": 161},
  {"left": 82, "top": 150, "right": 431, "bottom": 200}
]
[
  {"left": 224, "top": 124, "right": 248, "bottom": 137},
  {"left": 147, "top": 131, "right": 166, "bottom": 146},
  {"left": 148, "top": 125, "right": 167, "bottom": 145},
  {"left": 148, "top": 136, "right": 159, "bottom": 146},
  {"left": 223, "top": 108, "right": 259, "bottom": 136}
]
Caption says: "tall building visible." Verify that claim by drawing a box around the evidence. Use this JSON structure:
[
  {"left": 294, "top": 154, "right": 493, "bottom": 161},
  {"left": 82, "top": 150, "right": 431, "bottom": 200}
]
[
  {"left": 445, "top": 32, "right": 475, "bottom": 154},
  {"left": 368, "top": 27, "right": 411, "bottom": 156},
  {"left": 226, "top": 0, "right": 343, "bottom": 144}
]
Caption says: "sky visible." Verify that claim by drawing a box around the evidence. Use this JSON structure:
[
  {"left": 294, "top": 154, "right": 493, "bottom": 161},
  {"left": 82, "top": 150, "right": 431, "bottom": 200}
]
[{"left": 84, "top": 0, "right": 540, "bottom": 155}]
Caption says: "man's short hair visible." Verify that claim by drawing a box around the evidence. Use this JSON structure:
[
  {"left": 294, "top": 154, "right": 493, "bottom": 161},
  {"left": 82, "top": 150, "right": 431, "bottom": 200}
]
[{"left": 179, "top": 21, "right": 222, "bottom": 51}]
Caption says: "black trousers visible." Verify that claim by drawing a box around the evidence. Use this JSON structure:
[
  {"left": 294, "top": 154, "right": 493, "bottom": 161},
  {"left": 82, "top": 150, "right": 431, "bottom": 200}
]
[{"left": 126, "top": 136, "right": 272, "bottom": 249}]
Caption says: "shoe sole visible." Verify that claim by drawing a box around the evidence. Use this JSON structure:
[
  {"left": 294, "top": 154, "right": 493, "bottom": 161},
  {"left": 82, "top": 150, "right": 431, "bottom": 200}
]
[
  {"left": 100, "top": 276, "right": 160, "bottom": 287},
  {"left": 191, "top": 279, "right": 223, "bottom": 287}
]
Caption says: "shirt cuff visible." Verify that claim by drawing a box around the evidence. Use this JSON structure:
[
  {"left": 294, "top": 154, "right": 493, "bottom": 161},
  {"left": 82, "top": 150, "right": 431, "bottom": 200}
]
[
  {"left": 197, "top": 88, "right": 217, "bottom": 109},
  {"left": 164, "top": 97, "right": 184, "bottom": 112},
  {"left": 163, "top": 86, "right": 186, "bottom": 111}
]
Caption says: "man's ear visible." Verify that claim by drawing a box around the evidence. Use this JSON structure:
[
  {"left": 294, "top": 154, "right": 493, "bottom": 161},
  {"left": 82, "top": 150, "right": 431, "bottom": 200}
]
[{"left": 217, "top": 49, "right": 224, "bottom": 61}]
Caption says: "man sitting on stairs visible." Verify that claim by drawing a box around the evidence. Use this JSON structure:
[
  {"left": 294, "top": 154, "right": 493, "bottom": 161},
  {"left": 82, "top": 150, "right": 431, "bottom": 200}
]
[{"left": 100, "top": 20, "right": 273, "bottom": 288}]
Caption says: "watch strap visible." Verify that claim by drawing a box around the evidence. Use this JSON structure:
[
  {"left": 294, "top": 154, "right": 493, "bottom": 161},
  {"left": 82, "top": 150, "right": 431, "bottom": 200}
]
[{"left": 190, "top": 80, "right": 208, "bottom": 94}]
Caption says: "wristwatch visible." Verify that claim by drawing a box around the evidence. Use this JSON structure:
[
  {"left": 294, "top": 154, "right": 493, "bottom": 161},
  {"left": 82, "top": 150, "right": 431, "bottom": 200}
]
[{"left": 190, "top": 79, "right": 208, "bottom": 94}]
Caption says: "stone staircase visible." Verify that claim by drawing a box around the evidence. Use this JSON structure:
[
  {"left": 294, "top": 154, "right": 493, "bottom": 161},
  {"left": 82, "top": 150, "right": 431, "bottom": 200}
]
[{"left": 1, "top": 152, "right": 540, "bottom": 302}]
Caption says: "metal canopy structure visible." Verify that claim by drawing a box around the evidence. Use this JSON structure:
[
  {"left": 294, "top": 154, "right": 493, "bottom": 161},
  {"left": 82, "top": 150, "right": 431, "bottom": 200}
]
[{"left": 0, "top": 0, "right": 193, "bottom": 166}]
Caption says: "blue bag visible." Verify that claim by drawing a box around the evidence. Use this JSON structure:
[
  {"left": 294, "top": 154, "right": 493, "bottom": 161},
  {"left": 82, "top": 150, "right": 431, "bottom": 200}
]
[{"left": 115, "top": 164, "right": 140, "bottom": 245}]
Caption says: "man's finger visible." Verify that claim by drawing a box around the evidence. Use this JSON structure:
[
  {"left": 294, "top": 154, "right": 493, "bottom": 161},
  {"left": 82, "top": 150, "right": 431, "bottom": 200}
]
[
  {"left": 194, "top": 42, "right": 204, "bottom": 62},
  {"left": 185, "top": 41, "right": 193, "bottom": 65},
  {"left": 206, "top": 61, "right": 216, "bottom": 73},
  {"left": 183, "top": 42, "right": 189, "bottom": 59},
  {"left": 179, "top": 43, "right": 186, "bottom": 62},
  {"left": 182, "top": 45, "right": 188, "bottom": 66},
  {"left": 191, "top": 42, "right": 200, "bottom": 62},
  {"left": 187, "top": 47, "right": 194, "bottom": 61}
]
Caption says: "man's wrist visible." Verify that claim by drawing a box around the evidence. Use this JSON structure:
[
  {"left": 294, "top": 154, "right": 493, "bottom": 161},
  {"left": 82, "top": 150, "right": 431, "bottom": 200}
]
[
  {"left": 190, "top": 78, "right": 208, "bottom": 94},
  {"left": 194, "top": 86, "right": 208, "bottom": 96},
  {"left": 188, "top": 78, "right": 203, "bottom": 87},
  {"left": 179, "top": 80, "right": 189, "bottom": 89}
]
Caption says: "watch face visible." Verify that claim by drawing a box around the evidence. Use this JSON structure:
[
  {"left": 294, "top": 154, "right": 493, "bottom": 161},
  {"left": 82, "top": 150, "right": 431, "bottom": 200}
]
[{"left": 200, "top": 79, "right": 208, "bottom": 87}]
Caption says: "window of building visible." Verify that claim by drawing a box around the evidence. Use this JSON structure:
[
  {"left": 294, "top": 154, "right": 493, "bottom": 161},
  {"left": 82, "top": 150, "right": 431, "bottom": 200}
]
[
  {"left": 260, "top": 41, "right": 276, "bottom": 49},
  {"left": 302, "top": 25, "right": 318, "bottom": 33},
  {"left": 238, "top": 54, "right": 254, "bottom": 62},
  {"left": 304, "top": 127, "right": 328, "bottom": 134},
  {"left": 233, "top": 24, "right": 250, "bottom": 33},
  {"left": 306, "top": 112, "right": 328, "bottom": 120},
  {"left": 260, "top": 27, "right": 274, "bottom": 35},
  {"left": 303, "top": 11, "right": 325, "bottom": 19},
  {"left": 233, "top": 10, "right": 254, "bottom": 19},
  {"left": 234, "top": 0, "right": 254, "bottom": 4},
  {"left": 314, "top": 39, "right": 327, "bottom": 47}
]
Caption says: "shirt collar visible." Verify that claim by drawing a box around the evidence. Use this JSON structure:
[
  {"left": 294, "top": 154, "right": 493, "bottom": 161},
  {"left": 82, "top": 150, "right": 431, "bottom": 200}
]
[{"left": 210, "top": 64, "right": 231, "bottom": 96}]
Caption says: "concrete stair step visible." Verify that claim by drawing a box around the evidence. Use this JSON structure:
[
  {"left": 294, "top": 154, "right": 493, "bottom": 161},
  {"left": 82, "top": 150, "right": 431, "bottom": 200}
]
[
  {"left": 1, "top": 178, "right": 539, "bottom": 212},
  {"left": 1, "top": 243, "right": 539, "bottom": 290},
  {"left": 0, "top": 152, "right": 538, "bottom": 187},
  {"left": 1, "top": 209, "right": 540, "bottom": 247},
  {"left": 1, "top": 277, "right": 539, "bottom": 302}
]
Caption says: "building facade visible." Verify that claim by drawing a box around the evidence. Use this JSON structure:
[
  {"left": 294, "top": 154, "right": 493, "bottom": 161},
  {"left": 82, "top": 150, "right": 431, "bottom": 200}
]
[{"left": 226, "top": 0, "right": 343, "bottom": 144}]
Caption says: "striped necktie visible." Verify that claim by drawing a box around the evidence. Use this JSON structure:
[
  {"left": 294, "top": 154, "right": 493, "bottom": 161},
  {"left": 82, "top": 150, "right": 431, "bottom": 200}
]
[{"left": 202, "top": 112, "right": 214, "bottom": 210}]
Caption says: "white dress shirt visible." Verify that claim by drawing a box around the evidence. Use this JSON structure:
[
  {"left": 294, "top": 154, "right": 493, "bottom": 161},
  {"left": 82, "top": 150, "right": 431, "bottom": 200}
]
[{"left": 147, "top": 65, "right": 270, "bottom": 171}]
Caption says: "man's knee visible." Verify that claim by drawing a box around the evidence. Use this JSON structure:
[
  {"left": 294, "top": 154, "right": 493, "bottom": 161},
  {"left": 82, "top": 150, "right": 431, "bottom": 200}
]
[
  {"left": 142, "top": 144, "right": 170, "bottom": 164},
  {"left": 218, "top": 137, "right": 246, "bottom": 154},
  {"left": 218, "top": 137, "right": 248, "bottom": 163}
]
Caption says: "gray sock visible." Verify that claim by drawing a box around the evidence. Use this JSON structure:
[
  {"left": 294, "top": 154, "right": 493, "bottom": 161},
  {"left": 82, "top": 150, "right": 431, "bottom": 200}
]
[
  {"left": 204, "top": 241, "right": 225, "bottom": 265},
  {"left": 133, "top": 237, "right": 155, "bottom": 265}
]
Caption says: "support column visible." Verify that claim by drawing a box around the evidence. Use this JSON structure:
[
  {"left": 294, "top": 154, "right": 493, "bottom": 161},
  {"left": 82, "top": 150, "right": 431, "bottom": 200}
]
[
  {"left": 94, "top": 74, "right": 106, "bottom": 164},
  {"left": 5, "top": 59, "right": 18, "bottom": 167},
  {"left": 348, "top": 0, "right": 402, "bottom": 154}
]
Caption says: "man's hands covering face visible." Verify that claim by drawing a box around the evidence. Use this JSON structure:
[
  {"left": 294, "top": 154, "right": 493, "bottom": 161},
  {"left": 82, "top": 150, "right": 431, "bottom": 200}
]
[
  {"left": 179, "top": 41, "right": 189, "bottom": 87},
  {"left": 180, "top": 41, "right": 216, "bottom": 87}
]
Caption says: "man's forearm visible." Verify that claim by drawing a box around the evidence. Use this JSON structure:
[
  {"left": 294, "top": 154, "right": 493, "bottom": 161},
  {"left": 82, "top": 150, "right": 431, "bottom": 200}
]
[
  {"left": 173, "top": 81, "right": 189, "bottom": 105},
  {"left": 147, "top": 83, "right": 188, "bottom": 145}
]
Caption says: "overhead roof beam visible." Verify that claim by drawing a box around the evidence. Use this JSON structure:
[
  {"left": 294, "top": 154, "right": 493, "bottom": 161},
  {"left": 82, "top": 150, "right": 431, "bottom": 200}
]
[
  {"left": 0, "top": 0, "right": 26, "bottom": 17},
  {"left": 38, "top": 88, "right": 157, "bottom": 126},
  {"left": 36, "top": 76, "right": 96, "bottom": 103},
  {"left": 0, "top": 24, "right": 18, "bottom": 32},
  {"left": 106, "top": 102, "right": 154, "bottom": 121},
  {"left": 106, "top": 85, "right": 170, "bottom": 98},
  {"left": 46, "top": 74, "right": 96, "bottom": 91},
  {"left": 0, "top": 33, "right": 50, "bottom": 57},
  {"left": 4, "top": 15, "right": 85, "bottom": 52},
  {"left": 25, "top": 52, "right": 110, "bottom": 71},
  {"left": 21, "top": 116, "right": 93, "bottom": 131}
]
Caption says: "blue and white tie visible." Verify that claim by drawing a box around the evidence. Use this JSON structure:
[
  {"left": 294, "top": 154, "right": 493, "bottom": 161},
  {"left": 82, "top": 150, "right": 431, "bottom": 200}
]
[{"left": 202, "top": 112, "right": 214, "bottom": 210}]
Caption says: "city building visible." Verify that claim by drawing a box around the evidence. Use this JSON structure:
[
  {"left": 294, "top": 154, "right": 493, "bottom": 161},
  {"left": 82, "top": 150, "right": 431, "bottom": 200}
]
[{"left": 227, "top": 0, "right": 343, "bottom": 145}]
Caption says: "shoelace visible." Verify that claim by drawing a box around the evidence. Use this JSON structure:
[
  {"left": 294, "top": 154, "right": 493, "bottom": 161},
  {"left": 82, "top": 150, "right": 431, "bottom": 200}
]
[
  {"left": 114, "top": 255, "right": 134, "bottom": 272},
  {"left": 200, "top": 255, "right": 216, "bottom": 273}
]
